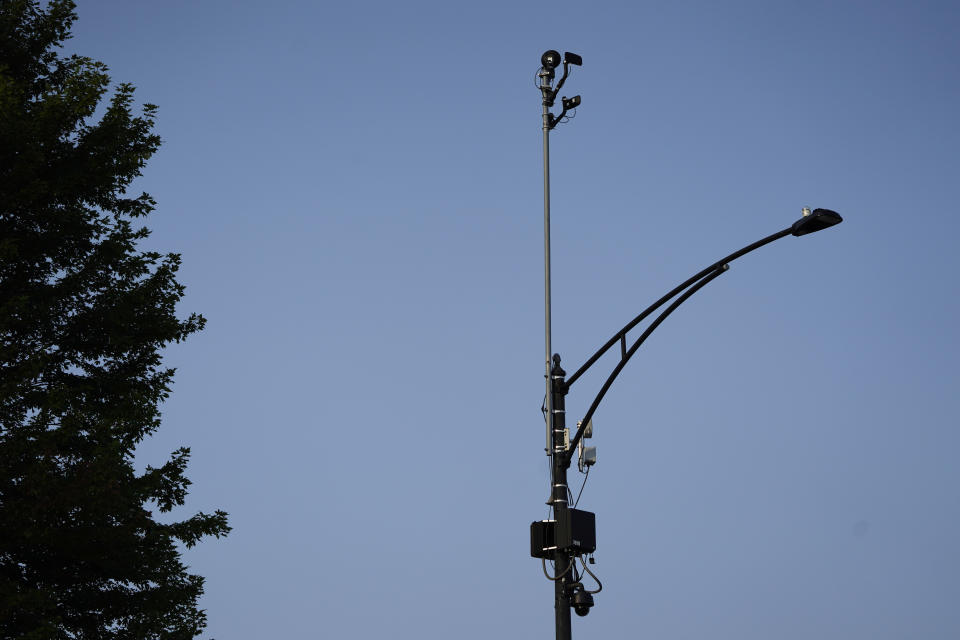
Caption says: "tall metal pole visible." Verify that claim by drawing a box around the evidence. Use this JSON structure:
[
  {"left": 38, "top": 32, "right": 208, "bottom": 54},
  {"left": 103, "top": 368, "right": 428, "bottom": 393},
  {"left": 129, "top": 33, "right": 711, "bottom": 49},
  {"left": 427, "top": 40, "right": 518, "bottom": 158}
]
[
  {"left": 541, "top": 67, "right": 554, "bottom": 458},
  {"left": 539, "top": 59, "right": 574, "bottom": 640},
  {"left": 550, "top": 358, "right": 573, "bottom": 640},
  {"left": 528, "top": 44, "right": 843, "bottom": 640}
]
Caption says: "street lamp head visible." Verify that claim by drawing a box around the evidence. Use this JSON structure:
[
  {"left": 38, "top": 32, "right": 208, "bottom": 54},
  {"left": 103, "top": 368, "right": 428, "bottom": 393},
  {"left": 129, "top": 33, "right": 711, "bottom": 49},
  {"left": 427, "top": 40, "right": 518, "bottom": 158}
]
[
  {"left": 564, "top": 52, "right": 583, "bottom": 66},
  {"left": 541, "top": 50, "right": 562, "bottom": 70},
  {"left": 791, "top": 208, "right": 843, "bottom": 237}
]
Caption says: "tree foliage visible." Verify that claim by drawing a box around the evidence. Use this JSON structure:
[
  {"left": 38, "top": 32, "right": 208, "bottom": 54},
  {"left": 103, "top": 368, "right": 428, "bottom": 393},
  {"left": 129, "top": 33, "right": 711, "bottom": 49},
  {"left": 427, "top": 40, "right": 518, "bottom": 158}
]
[{"left": 0, "top": 1, "right": 229, "bottom": 637}]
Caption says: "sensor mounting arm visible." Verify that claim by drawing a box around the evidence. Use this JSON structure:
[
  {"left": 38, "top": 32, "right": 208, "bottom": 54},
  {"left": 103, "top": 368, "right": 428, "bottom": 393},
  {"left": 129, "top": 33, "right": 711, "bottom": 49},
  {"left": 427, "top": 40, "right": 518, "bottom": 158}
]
[{"left": 549, "top": 95, "right": 582, "bottom": 130}]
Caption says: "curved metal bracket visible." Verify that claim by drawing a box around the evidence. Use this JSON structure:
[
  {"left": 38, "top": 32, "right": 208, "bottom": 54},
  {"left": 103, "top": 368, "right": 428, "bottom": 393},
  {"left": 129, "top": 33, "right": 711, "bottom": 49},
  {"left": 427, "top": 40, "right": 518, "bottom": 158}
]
[
  {"left": 564, "top": 226, "right": 793, "bottom": 390},
  {"left": 564, "top": 266, "right": 727, "bottom": 463},
  {"left": 561, "top": 225, "right": 795, "bottom": 465}
]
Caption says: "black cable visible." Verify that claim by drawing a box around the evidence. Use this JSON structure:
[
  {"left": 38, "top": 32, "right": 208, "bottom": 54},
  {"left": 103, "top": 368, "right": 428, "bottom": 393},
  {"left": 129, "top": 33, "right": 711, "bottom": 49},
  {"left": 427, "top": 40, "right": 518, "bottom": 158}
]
[
  {"left": 573, "top": 466, "right": 589, "bottom": 508},
  {"left": 579, "top": 556, "right": 603, "bottom": 594},
  {"left": 542, "top": 557, "right": 574, "bottom": 581}
]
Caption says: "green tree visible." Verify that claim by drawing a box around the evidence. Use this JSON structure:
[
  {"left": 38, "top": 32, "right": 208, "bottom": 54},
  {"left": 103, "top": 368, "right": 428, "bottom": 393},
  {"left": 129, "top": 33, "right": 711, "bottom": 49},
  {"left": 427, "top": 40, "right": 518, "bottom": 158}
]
[{"left": 0, "top": 1, "right": 229, "bottom": 637}]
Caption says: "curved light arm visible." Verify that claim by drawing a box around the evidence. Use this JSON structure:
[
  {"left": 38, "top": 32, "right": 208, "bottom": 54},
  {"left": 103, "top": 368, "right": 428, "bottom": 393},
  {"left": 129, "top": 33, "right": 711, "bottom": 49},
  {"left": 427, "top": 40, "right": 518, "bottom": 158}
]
[
  {"left": 561, "top": 208, "right": 842, "bottom": 467},
  {"left": 564, "top": 265, "right": 728, "bottom": 462},
  {"left": 564, "top": 227, "right": 792, "bottom": 390}
]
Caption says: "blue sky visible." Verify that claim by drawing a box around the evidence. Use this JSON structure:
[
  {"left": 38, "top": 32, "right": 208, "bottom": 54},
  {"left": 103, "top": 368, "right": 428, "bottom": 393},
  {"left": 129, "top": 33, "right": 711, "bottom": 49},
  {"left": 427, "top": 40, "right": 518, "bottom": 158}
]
[{"left": 65, "top": 1, "right": 960, "bottom": 637}]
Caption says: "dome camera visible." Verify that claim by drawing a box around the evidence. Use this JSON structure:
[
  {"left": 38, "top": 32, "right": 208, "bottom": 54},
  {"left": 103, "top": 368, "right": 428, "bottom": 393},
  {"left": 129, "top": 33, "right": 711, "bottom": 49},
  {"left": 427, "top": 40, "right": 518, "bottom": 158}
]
[
  {"left": 541, "top": 50, "right": 562, "bottom": 70},
  {"left": 572, "top": 586, "right": 594, "bottom": 617}
]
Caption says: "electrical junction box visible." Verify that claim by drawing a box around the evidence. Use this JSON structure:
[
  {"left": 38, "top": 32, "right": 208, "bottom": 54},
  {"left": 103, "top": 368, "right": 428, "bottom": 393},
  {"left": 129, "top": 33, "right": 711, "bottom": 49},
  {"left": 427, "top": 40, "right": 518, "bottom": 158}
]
[
  {"left": 530, "top": 508, "right": 596, "bottom": 558},
  {"left": 558, "top": 508, "right": 596, "bottom": 554},
  {"left": 582, "top": 446, "right": 597, "bottom": 466},
  {"left": 530, "top": 520, "right": 555, "bottom": 559}
]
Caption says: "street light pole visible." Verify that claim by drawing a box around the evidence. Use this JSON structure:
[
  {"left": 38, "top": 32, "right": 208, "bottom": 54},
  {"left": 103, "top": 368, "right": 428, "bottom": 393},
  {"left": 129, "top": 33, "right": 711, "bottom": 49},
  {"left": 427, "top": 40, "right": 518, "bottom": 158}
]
[
  {"left": 541, "top": 67, "right": 573, "bottom": 639},
  {"left": 530, "top": 48, "right": 844, "bottom": 639},
  {"left": 548, "top": 356, "right": 572, "bottom": 640},
  {"left": 540, "top": 54, "right": 555, "bottom": 463},
  {"left": 537, "top": 49, "right": 583, "bottom": 640}
]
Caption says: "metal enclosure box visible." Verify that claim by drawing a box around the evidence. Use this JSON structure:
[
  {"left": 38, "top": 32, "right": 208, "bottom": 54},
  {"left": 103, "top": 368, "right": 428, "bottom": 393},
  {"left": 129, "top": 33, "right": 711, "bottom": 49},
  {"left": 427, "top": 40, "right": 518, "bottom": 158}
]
[
  {"left": 531, "top": 508, "right": 596, "bottom": 558},
  {"left": 530, "top": 520, "right": 556, "bottom": 559},
  {"left": 557, "top": 508, "right": 596, "bottom": 554}
]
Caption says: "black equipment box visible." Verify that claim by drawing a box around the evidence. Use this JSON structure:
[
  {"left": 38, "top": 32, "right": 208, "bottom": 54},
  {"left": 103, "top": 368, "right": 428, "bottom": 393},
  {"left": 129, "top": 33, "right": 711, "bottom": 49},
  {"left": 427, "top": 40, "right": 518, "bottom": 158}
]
[
  {"left": 530, "top": 520, "right": 555, "bottom": 559},
  {"left": 530, "top": 508, "right": 596, "bottom": 558}
]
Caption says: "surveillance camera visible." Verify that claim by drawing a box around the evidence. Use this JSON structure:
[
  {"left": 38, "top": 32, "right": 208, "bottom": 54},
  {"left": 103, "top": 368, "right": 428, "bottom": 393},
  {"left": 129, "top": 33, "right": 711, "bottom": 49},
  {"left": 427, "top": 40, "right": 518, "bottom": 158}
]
[
  {"left": 541, "top": 50, "right": 562, "bottom": 70},
  {"left": 564, "top": 52, "right": 583, "bottom": 66},
  {"left": 571, "top": 586, "right": 594, "bottom": 617}
]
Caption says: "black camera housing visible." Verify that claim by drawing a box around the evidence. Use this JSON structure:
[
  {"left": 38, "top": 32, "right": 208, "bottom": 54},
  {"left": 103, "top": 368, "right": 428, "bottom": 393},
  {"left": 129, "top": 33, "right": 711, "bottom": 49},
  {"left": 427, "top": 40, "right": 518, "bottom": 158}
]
[
  {"left": 541, "top": 50, "right": 562, "bottom": 69},
  {"left": 572, "top": 586, "right": 594, "bottom": 616}
]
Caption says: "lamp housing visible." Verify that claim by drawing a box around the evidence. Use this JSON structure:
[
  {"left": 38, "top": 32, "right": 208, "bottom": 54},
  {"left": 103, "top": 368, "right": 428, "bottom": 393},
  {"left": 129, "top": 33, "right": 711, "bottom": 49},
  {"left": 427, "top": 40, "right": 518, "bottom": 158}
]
[{"left": 791, "top": 208, "right": 843, "bottom": 237}]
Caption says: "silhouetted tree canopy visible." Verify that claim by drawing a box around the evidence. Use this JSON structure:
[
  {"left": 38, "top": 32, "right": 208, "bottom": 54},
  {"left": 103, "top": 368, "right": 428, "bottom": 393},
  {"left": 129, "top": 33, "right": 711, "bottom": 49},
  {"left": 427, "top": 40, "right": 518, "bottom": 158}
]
[{"left": 0, "top": 1, "right": 229, "bottom": 637}]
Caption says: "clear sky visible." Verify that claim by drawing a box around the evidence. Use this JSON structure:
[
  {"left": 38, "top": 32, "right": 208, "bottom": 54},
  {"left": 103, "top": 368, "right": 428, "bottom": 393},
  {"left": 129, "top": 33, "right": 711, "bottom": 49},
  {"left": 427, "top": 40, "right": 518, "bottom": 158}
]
[{"left": 65, "top": 0, "right": 960, "bottom": 638}]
